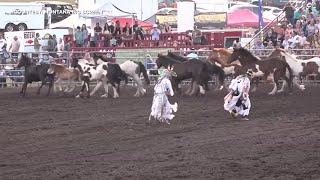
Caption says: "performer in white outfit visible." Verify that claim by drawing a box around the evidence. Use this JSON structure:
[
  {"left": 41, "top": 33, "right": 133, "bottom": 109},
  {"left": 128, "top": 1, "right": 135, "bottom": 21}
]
[
  {"left": 149, "top": 66, "right": 178, "bottom": 124},
  {"left": 224, "top": 69, "right": 254, "bottom": 120}
]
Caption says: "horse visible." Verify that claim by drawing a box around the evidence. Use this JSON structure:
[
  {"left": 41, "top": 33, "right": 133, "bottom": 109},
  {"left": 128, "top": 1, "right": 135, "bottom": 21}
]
[
  {"left": 270, "top": 48, "right": 317, "bottom": 91},
  {"left": 167, "top": 51, "right": 225, "bottom": 91},
  {"left": 156, "top": 54, "right": 211, "bottom": 96},
  {"left": 47, "top": 63, "right": 81, "bottom": 92},
  {"left": 227, "top": 47, "right": 294, "bottom": 95},
  {"left": 208, "top": 48, "right": 286, "bottom": 92},
  {"left": 80, "top": 53, "right": 150, "bottom": 97},
  {"left": 119, "top": 60, "right": 150, "bottom": 97},
  {"left": 16, "top": 54, "right": 55, "bottom": 97},
  {"left": 71, "top": 58, "right": 128, "bottom": 98}
]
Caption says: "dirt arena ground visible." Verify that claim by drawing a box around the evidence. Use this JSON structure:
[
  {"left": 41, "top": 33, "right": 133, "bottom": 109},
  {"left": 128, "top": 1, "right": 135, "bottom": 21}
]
[{"left": 0, "top": 84, "right": 320, "bottom": 180}]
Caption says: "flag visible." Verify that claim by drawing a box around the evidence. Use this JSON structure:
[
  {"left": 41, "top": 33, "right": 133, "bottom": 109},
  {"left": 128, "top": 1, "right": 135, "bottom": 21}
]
[{"left": 258, "top": 0, "right": 263, "bottom": 30}]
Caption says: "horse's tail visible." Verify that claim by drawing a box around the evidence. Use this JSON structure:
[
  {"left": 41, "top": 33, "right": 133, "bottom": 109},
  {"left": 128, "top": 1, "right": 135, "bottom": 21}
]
[
  {"left": 285, "top": 62, "right": 294, "bottom": 83},
  {"left": 138, "top": 62, "right": 150, "bottom": 85},
  {"left": 213, "top": 64, "right": 226, "bottom": 86},
  {"left": 121, "top": 69, "right": 129, "bottom": 84}
]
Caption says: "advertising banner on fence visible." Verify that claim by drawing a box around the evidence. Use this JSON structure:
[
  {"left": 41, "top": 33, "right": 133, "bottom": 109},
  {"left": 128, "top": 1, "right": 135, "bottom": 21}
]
[
  {"left": 5, "top": 29, "right": 71, "bottom": 53},
  {"left": 156, "top": 12, "right": 226, "bottom": 30}
]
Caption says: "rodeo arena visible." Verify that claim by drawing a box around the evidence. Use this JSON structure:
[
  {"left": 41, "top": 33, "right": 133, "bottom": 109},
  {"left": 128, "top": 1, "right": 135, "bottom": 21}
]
[{"left": 1, "top": 0, "right": 320, "bottom": 179}]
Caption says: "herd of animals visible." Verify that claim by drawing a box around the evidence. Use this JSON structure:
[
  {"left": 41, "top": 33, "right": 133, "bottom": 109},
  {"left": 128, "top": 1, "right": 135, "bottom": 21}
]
[{"left": 14, "top": 47, "right": 320, "bottom": 98}]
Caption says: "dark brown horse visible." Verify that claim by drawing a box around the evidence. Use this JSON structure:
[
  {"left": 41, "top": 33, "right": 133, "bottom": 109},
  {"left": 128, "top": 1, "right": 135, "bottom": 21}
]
[
  {"left": 156, "top": 54, "right": 211, "bottom": 96},
  {"left": 167, "top": 51, "right": 225, "bottom": 90},
  {"left": 16, "top": 55, "right": 55, "bottom": 97},
  {"left": 228, "top": 47, "right": 294, "bottom": 95}
]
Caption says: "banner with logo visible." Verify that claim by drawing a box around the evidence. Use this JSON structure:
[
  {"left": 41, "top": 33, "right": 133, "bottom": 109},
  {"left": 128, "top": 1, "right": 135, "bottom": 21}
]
[
  {"left": 5, "top": 29, "right": 71, "bottom": 52},
  {"left": 155, "top": 12, "right": 227, "bottom": 30}
]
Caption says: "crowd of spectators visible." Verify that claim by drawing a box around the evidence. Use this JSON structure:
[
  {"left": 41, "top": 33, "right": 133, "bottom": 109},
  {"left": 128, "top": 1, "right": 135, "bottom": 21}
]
[
  {"left": 252, "top": 1, "right": 320, "bottom": 59},
  {"left": 72, "top": 19, "right": 209, "bottom": 48}
]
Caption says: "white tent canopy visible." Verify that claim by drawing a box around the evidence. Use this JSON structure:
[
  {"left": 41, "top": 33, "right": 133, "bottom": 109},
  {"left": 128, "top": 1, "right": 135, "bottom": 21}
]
[
  {"left": 79, "top": 2, "right": 135, "bottom": 19},
  {"left": 49, "top": 14, "right": 88, "bottom": 29}
]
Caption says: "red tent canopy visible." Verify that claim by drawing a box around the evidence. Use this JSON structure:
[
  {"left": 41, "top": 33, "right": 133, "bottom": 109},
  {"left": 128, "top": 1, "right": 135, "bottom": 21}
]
[
  {"left": 111, "top": 18, "right": 153, "bottom": 27},
  {"left": 227, "top": 9, "right": 274, "bottom": 27}
]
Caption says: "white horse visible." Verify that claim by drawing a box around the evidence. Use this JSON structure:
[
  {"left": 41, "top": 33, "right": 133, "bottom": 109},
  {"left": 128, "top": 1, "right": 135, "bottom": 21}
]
[
  {"left": 276, "top": 49, "right": 312, "bottom": 92},
  {"left": 71, "top": 59, "right": 124, "bottom": 98},
  {"left": 84, "top": 52, "right": 150, "bottom": 97}
]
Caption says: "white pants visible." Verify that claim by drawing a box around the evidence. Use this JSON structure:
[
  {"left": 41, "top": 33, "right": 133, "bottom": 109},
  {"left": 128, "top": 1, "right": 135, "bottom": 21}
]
[
  {"left": 224, "top": 92, "right": 251, "bottom": 117},
  {"left": 150, "top": 93, "right": 177, "bottom": 121}
]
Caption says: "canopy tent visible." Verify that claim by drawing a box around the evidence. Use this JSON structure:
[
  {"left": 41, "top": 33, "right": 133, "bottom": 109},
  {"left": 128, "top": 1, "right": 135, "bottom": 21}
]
[
  {"left": 111, "top": 18, "right": 153, "bottom": 27},
  {"left": 49, "top": 14, "right": 87, "bottom": 29},
  {"left": 227, "top": 9, "right": 274, "bottom": 27},
  {"left": 79, "top": 2, "right": 135, "bottom": 19}
]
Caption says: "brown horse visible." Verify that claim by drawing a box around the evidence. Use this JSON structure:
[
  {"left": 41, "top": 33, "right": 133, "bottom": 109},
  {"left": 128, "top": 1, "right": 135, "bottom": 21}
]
[
  {"left": 228, "top": 47, "right": 294, "bottom": 95},
  {"left": 208, "top": 48, "right": 265, "bottom": 91},
  {"left": 47, "top": 63, "right": 81, "bottom": 93}
]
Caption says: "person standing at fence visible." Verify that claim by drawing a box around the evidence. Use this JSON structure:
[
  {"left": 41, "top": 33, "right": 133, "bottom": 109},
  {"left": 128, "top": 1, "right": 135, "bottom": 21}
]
[
  {"left": 149, "top": 66, "right": 178, "bottom": 125},
  {"left": 74, "top": 26, "right": 84, "bottom": 47},
  {"left": 8, "top": 36, "right": 20, "bottom": 63},
  {"left": 224, "top": 69, "right": 254, "bottom": 121},
  {"left": 151, "top": 24, "right": 161, "bottom": 46}
]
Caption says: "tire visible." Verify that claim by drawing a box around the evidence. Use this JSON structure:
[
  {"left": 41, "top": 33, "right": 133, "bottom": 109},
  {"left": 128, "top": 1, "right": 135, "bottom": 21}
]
[
  {"left": 17, "top": 23, "right": 27, "bottom": 31},
  {"left": 5, "top": 23, "right": 15, "bottom": 32}
]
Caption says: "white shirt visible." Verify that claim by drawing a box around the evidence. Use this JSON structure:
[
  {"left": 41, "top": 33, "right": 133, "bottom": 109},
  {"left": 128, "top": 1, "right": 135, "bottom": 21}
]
[
  {"left": 154, "top": 77, "right": 174, "bottom": 96},
  {"left": 229, "top": 76, "right": 251, "bottom": 95}
]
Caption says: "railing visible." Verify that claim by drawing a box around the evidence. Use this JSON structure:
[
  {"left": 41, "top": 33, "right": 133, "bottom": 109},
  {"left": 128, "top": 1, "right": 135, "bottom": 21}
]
[
  {"left": 1, "top": 49, "right": 320, "bottom": 87},
  {"left": 245, "top": 11, "right": 286, "bottom": 49}
]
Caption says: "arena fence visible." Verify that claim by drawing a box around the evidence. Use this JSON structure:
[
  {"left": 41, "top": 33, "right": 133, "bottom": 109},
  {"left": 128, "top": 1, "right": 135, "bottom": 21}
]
[{"left": 0, "top": 49, "right": 319, "bottom": 88}]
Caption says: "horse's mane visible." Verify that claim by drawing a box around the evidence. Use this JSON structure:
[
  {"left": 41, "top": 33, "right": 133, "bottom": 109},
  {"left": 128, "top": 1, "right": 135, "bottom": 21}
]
[
  {"left": 167, "top": 52, "right": 188, "bottom": 61},
  {"left": 217, "top": 48, "right": 232, "bottom": 56},
  {"left": 235, "top": 47, "right": 260, "bottom": 61},
  {"left": 275, "top": 48, "right": 300, "bottom": 62},
  {"left": 21, "top": 55, "right": 34, "bottom": 65},
  {"left": 158, "top": 54, "right": 181, "bottom": 63}
]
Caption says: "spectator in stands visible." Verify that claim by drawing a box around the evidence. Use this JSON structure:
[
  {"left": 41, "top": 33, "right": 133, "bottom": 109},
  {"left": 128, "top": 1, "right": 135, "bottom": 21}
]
[
  {"left": 53, "top": 34, "right": 58, "bottom": 53},
  {"left": 150, "top": 24, "right": 161, "bottom": 46},
  {"left": 47, "top": 35, "right": 56, "bottom": 58},
  {"left": 8, "top": 36, "right": 20, "bottom": 61},
  {"left": 144, "top": 54, "right": 155, "bottom": 69},
  {"left": 1, "top": 44, "right": 9, "bottom": 64},
  {"left": 114, "top": 21, "right": 122, "bottom": 35},
  {"left": 283, "top": 3, "right": 295, "bottom": 26},
  {"left": 163, "top": 22, "right": 172, "bottom": 33},
  {"left": 186, "top": 48, "right": 199, "bottom": 60},
  {"left": 109, "top": 35, "right": 117, "bottom": 47},
  {"left": 282, "top": 34, "right": 291, "bottom": 49},
  {"left": 134, "top": 26, "right": 145, "bottom": 40},
  {"left": 294, "top": 7, "right": 304, "bottom": 25},
  {"left": 263, "top": 31, "right": 273, "bottom": 46},
  {"left": 122, "top": 22, "right": 133, "bottom": 38},
  {"left": 253, "top": 39, "right": 265, "bottom": 56},
  {"left": 109, "top": 22, "right": 115, "bottom": 34},
  {"left": 81, "top": 24, "right": 88, "bottom": 47},
  {"left": 103, "top": 23, "right": 110, "bottom": 34},
  {"left": 74, "top": 26, "right": 84, "bottom": 47},
  {"left": 0, "top": 34, "right": 6, "bottom": 50},
  {"left": 94, "top": 23, "right": 102, "bottom": 33},
  {"left": 275, "top": 23, "right": 285, "bottom": 37},
  {"left": 306, "top": 19, "right": 317, "bottom": 45},
  {"left": 285, "top": 24, "right": 294, "bottom": 37},
  {"left": 133, "top": 21, "right": 139, "bottom": 32},
  {"left": 33, "top": 33, "right": 41, "bottom": 59},
  {"left": 192, "top": 25, "right": 202, "bottom": 45}
]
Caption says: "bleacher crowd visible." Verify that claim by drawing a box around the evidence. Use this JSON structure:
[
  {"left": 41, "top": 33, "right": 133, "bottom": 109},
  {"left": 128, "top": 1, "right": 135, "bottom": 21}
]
[{"left": 253, "top": 1, "right": 320, "bottom": 59}]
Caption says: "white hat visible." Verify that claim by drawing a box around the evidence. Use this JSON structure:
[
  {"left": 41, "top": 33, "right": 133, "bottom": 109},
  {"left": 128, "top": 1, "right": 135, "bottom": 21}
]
[{"left": 153, "top": 24, "right": 157, "bottom": 28}]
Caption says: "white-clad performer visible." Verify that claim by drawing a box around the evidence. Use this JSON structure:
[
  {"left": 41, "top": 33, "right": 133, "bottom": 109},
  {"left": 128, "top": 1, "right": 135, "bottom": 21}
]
[
  {"left": 149, "top": 67, "right": 178, "bottom": 124},
  {"left": 224, "top": 69, "right": 254, "bottom": 120}
]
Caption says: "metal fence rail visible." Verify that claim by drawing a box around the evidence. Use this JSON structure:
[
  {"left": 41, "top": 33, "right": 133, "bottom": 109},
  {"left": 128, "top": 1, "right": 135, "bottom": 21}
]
[{"left": 0, "top": 49, "right": 320, "bottom": 87}]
